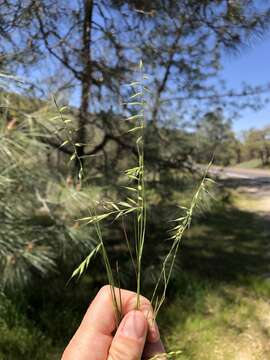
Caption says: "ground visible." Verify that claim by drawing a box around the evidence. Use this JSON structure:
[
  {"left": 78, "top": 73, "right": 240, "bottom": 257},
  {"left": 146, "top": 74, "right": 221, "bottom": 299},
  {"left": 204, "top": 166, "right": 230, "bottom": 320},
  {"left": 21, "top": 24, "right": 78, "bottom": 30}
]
[{"left": 162, "top": 167, "right": 270, "bottom": 360}]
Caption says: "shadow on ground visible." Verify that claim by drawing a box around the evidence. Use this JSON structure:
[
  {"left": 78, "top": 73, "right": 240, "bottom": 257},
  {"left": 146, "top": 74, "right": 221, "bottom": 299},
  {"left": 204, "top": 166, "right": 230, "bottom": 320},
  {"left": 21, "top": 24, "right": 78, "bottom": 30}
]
[
  {"left": 181, "top": 206, "right": 270, "bottom": 282},
  {"left": 159, "top": 201, "right": 270, "bottom": 359},
  {"left": 219, "top": 176, "right": 270, "bottom": 190}
]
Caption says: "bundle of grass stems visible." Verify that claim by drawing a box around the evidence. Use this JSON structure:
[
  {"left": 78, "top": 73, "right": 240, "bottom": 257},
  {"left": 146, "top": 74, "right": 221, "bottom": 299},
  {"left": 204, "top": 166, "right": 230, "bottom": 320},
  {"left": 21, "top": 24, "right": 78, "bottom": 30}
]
[{"left": 63, "top": 62, "right": 213, "bottom": 359}]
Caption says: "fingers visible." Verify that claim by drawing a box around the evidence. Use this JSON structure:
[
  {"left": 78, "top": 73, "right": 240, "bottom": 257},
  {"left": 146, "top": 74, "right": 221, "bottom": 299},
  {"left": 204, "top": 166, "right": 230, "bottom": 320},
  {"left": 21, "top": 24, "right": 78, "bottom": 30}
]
[
  {"left": 62, "top": 286, "right": 115, "bottom": 360},
  {"left": 62, "top": 285, "right": 163, "bottom": 360},
  {"left": 62, "top": 328, "right": 112, "bottom": 360},
  {"left": 102, "top": 285, "right": 160, "bottom": 343},
  {"left": 88, "top": 285, "right": 160, "bottom": 342},
  {"left": 108, "top": 310, "right": 147, "bottom": 360}
]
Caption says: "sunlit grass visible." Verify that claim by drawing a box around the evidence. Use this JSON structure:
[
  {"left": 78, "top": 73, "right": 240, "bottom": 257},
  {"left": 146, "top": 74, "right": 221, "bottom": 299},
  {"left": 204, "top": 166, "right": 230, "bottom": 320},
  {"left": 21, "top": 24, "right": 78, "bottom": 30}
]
[
  {"left": 236, "top": 159, "right": 270, "bottom": 170},
  {"left": 233, "top": 191, "right": 270, "bottom": 212},
  {"left": 161, "top": 276, "right": 270, "bottom": 360}
]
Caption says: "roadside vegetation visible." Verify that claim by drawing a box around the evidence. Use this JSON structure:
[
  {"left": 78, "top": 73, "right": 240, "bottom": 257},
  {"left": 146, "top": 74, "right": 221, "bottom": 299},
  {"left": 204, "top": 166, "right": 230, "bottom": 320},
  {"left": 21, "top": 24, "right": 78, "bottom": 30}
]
[{"left": 236, "top": 159, "right": 270, "bottom": 170}]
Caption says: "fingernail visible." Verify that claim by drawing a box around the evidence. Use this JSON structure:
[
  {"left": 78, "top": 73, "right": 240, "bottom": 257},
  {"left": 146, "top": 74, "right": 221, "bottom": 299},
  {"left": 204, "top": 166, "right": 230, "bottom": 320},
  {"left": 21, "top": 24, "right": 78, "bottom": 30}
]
[{"left": 121, "top": 311, "right": 146, "bottom": 339}]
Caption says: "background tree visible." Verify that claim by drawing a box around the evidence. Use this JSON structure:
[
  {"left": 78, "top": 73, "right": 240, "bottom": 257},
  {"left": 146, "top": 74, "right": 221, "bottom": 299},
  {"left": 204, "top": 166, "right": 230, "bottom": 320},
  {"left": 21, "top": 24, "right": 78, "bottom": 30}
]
[
  {"left": 243, "top": 126, "right": 270, "bottom": 166},
  {"left": 194, "top": 110, "right": 240, "bottom": 166},
  {"left": 0, "top": 0, "right": 270, "bottom": 177}
]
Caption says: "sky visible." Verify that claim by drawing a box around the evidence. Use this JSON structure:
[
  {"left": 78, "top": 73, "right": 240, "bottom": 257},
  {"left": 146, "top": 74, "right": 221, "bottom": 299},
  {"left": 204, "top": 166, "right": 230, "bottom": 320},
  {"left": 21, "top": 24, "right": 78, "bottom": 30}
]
[{"left": 221, "top": 32, "right": 270, "bottom": 133}]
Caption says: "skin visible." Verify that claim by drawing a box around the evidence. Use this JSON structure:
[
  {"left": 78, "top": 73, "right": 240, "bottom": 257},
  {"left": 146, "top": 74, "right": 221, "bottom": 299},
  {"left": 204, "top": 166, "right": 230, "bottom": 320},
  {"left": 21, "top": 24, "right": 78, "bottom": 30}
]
[{"left": 62, "top": 285, "right": 165, "bottom": 360}]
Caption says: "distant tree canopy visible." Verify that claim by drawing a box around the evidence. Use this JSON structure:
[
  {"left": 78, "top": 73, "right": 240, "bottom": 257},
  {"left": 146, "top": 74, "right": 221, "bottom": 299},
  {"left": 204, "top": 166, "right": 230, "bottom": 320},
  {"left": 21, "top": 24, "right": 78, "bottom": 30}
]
[
  {"left": 194, "top": 110, "right": 241, "bottom": 166},
  {"left": 1, "top": 0, "right": 270, "bottom": 175},
  {"left": 243, "top": 126, "right": 270, "bottom": 166}
]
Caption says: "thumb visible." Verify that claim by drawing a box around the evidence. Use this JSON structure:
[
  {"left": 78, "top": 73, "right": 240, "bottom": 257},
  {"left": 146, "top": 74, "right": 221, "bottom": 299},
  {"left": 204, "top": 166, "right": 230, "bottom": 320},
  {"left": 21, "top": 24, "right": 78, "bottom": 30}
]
[{"left": 108, "top": 310, "right": 147, "bottom": 360}]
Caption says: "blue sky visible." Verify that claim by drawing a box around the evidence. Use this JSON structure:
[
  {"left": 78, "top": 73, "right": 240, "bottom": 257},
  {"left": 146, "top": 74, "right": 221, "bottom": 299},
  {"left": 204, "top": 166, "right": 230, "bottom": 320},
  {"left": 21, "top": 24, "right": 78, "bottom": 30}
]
[{"left": 222, "top": 33, "right": 270, "bottom": 133}]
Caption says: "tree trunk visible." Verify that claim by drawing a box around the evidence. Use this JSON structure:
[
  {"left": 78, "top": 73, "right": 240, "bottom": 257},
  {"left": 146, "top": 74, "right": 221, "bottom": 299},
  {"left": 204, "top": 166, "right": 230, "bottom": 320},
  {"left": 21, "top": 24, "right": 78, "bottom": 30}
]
[
  {"left": 75, "top": 0, "right": 93, "bottom": 178},
  {"left": 236, "top": 148, "right": 241, "bottom": 164},
  {"left": 260, "top": 150, "right": 265, "bottom": 166}
]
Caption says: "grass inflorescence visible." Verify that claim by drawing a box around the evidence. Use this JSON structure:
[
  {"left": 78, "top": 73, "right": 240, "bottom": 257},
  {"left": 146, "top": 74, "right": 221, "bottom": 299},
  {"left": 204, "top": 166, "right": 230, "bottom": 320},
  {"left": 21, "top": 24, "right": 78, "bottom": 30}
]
[{"left": 68, "top": 61, "right": 213, "bottom": 358}]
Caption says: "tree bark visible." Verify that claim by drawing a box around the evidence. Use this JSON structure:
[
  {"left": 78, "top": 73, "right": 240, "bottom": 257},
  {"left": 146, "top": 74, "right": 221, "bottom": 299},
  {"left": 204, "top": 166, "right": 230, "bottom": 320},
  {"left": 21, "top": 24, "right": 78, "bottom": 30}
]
[{"left": 75, "top": 0, "right": 94, "bottom": 177}]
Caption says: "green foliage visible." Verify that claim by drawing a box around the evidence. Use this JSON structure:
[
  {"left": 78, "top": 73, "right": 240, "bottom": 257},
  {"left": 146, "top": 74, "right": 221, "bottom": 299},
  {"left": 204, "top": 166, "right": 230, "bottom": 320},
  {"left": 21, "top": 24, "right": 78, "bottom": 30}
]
[
  {"left": 0, "top": 293, "right": 54, "bottom": 360},
  {"left": 194, "top": 110, "right": 240, "bottom": 166},
  {"left": 242, "top": 126, "right": 270, "bottom": 166},
  {"left": 0, "top": 94, "right": 99, "bottom": 289}
]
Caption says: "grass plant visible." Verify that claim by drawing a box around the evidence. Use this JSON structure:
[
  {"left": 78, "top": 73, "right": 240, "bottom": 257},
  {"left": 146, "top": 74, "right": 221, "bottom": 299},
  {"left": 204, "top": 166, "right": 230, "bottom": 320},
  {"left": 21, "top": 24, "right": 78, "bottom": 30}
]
[{"left": 62, "top": 62, "right": 213, "bottom": 358}]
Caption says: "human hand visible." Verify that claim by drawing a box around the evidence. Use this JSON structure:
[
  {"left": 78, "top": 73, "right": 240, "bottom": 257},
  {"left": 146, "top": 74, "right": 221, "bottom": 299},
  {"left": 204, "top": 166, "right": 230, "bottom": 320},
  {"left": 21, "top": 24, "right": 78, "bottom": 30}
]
[{"left": 62, "top": 285, "right": 165, "bottom": 360}]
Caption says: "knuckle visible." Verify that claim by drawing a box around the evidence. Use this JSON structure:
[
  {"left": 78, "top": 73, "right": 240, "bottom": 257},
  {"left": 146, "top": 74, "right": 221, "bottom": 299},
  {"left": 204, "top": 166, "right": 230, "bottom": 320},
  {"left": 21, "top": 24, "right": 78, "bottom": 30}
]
[
  {"left": 140, "top": 296, "right": 153, "bottom": 312},
  {"left": 139, "top": 294, "right": 151, "bottom": 306}
]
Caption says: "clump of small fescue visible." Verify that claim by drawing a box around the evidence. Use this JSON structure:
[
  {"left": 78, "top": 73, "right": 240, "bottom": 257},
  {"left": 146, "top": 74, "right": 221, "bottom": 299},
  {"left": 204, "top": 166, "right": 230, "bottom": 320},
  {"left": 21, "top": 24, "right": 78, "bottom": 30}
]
[{"left": 65, "top": 61, "right": 213, "bottom": 359}]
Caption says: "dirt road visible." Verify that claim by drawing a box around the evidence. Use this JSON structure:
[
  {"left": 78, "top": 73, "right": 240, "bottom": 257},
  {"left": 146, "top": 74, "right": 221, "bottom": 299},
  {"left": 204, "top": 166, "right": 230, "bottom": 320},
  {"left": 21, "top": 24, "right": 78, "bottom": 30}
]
[
  {"left": 213, "top": 166, "right": 270, "bottom": 214},
  {"left": 211, "top": 165, "right": 270, "bottom": 179}
]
